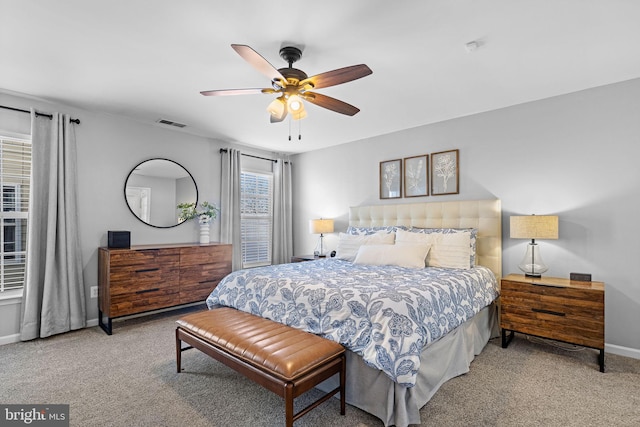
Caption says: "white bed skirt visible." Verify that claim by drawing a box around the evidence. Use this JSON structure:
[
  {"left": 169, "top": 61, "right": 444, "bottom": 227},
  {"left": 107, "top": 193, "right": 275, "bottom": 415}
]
[{"left": 317, "top": 303, "right": 499, "bottom": 427}]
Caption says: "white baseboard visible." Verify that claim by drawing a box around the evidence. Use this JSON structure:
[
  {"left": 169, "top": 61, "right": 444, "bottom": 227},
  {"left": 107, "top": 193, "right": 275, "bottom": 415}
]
[
  {"left": 606, "top": 343, "right": 640, "bottom": 360},
  {"left": 0, "top": 333, "right": 20, "bottom": 345}
]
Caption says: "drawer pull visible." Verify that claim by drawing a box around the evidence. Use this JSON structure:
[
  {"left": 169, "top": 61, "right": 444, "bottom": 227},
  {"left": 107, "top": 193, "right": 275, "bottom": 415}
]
[
  {"left": 199, "top": 280, "right": 217, "bottom": 284},
  {"left": 135, "top": 268, "right": 159, "bottom": 273},
  {"left": 136, "top": 288, "right": 160, "bottom": 294},
  {"left": 531, "top": 308, "right": 566, "bottom": 317}
]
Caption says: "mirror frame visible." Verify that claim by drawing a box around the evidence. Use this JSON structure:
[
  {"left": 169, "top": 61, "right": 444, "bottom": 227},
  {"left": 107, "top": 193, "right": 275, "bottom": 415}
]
[{"left": 124, "top": 158, "right": 198, "bottom": 228}]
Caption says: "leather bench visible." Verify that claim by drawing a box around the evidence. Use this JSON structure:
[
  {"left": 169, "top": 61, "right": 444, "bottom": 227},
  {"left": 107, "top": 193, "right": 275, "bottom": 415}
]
[{"left": 175, "top": 307, "right": 346, "bottom": 426}]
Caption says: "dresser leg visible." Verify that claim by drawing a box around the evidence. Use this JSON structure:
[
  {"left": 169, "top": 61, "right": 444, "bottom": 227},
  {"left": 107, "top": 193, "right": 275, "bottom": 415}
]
[
  {"left": 599, "top": 349, "right": 605, "bottom": 373},
  {"left": 98, "top": 310, "right": 113, "bottom": 335},
  {"left": 501, "top": 329, "right": 514, "bottom": 348}
]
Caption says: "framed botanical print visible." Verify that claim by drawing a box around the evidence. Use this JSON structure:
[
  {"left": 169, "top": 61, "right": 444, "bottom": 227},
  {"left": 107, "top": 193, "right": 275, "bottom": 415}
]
[
  {"left": 403, "top": 154, "right": 428, "bottom": 197},
  {"left": 431, "top": 149, "right": 459, "bottom": 195},
  {"left": 380, "top": 159, "right": 402, "bottom": 199}
]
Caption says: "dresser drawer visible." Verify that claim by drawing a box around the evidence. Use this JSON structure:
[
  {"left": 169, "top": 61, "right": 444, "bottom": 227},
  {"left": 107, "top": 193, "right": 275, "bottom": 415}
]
[
  {"left": 179, "top": 245, "right": 231, "bottom": 265},
  {"left": 108, "top": 287, "right": 179, "bottom": 317},
  {"left": 109, "top": 248, "right": 180, "bottom": 268},
  {"left": 108, "top": 266, "right": 179, "bottom": 295}
]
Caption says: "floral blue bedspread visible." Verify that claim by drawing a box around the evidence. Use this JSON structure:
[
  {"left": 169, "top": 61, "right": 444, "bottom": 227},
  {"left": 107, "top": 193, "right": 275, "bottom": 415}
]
[{"left": 206, "top": 259, "right": 498, "bottom": 387}]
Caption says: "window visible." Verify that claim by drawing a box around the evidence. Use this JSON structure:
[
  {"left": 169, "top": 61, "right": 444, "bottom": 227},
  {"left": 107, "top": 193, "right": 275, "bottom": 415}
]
[
  {"left": 240, "top": 171, "right": 273, "bottom": 268},
  {"left": 0, "top": 135, "right": 30, "bottom": 293}
]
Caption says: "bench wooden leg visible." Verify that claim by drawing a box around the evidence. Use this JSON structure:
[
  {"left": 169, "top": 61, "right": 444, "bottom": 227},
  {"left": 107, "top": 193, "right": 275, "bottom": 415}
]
[
  {"left": 340, "top": 354, "right": 346, "bottom": 415},
  {"left": 176, "top": 329, "right": 182, "bottom": 373},
  {"left": 285, "top": 383, "right": 294, "bottom": 427}
]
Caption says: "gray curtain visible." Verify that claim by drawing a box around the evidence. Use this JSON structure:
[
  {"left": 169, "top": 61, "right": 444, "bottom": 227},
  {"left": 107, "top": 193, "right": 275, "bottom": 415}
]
[
  {"left": 272, "top": 158, "right": 293, "bottom": 264},
  {"left": 20, "top": 109, "right": 86, "bottom": 340},
  {"left": 220, "top": 148, "right": 242, "bottom": 271}
]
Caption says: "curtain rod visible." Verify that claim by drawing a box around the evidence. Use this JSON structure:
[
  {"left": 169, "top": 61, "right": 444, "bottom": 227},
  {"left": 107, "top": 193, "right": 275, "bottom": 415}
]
[
  {"left": 219, "top": 148, "right": 277, "bottom": 163},
  {"left": 0, "top": 105, "right": 81, "bottom": 124}
]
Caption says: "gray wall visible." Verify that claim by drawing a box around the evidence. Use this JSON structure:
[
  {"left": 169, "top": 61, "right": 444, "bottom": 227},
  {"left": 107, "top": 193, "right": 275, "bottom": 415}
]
[
  {"left": 0, "top": 90, "right": 270, "bottom": 341},
  {"left": 292, "top": 78, "right": 640, "bottom": 355}
]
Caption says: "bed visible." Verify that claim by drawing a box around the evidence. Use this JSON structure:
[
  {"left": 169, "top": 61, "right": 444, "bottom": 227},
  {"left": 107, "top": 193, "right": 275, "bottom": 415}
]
[{"left": 206, "top": 199, "right": 502, "bottom": 427}]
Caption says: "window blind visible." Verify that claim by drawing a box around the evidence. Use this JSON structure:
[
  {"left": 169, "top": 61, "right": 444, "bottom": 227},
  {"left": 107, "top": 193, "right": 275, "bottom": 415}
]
[
  {"left": 0, "top": 136, "right": 30, "bottom": 292},
  {"left": 240, "top": 171, "right": 273, "bottom": 268}
]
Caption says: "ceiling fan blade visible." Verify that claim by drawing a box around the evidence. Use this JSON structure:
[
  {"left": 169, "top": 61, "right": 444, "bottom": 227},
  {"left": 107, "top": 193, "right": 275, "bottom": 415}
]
[
  {"left": 200, "top": 88, "right": 266, "bottom": 96},
  {"left": 231, "top": 44, "right": 286, "bottom": 82},
  {"left": 302, "top": 92, "right": 360, "bottom": 116},
  {"left": 300, "top": 64, "right": 372, "bottom": 90}
]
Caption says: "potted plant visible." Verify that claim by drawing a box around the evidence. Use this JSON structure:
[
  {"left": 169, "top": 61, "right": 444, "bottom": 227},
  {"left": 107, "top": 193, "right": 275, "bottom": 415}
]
[{"left": 177, "top": 201, "right": 219, "bottom": 243}]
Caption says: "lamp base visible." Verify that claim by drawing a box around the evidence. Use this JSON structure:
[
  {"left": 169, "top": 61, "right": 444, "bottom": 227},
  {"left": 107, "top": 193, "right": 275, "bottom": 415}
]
[
  {"left": 517, "top": 242, "right": 549, "bottom": 277},
  {"left": 314, "top": 234, "right": 326, "bottom": 257}
]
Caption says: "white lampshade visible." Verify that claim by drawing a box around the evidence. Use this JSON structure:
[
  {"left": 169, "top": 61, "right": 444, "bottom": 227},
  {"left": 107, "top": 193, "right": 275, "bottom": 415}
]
[
  {"left": 510, "top": 215, "right": 558, "bottom": 240},
  {"left": 309, "top": 219, "right": 334, "bottom": 234}
]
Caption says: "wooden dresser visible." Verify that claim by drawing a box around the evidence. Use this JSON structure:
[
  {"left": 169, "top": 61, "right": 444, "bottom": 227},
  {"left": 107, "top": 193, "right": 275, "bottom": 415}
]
[
  {"left": 500, "top": 274, "right": 605, "bottom": 371},
  {"left": 98, "top": 242, "right": 232, "bottom": 334}
]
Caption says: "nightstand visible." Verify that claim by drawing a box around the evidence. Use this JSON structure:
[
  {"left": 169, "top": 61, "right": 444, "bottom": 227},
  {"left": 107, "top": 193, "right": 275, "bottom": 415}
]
[
  {"left": 290, "top": 254, "right": 323, "bottom": 263},
  {"left": 500, "top": 274, "right": 605, "bottom": 372}
]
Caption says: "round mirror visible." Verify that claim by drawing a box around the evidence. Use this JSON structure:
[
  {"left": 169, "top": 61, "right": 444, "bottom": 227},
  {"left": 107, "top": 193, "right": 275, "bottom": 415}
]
[{"left": 124, "top": 158, "right": 198, "bottom": 228}]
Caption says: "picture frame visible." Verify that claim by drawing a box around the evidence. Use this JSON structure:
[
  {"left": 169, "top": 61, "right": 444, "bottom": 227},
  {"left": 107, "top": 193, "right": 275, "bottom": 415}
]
[
  {"left": 430, "top": 149, "right": 459, "bottom": 195},
  {"left": 403, "top": 154, "right": 429, "bottom": 197},
  {"left": 379, "top": 159, "right": 402, "bottom": 199}
]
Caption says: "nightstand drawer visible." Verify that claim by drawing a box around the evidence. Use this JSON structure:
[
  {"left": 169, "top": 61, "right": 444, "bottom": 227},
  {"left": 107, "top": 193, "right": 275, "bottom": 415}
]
[{"left": 501, "top": 280, "right": 604, "bottom": 319}]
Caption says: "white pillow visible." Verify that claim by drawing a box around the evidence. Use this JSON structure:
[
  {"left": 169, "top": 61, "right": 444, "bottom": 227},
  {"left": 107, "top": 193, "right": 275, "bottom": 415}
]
[
  {"left": 396, "top": 229, "right": 471, "bottom": 269},
  {"left": 354, "top": 243, "right": 431, "bottom": 269},
  {"left": 335, "top": 231, "right": 395, "bottom": 262}
]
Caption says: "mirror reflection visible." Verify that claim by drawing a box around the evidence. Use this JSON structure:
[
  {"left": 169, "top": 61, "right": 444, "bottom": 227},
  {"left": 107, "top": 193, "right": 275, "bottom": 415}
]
[{"left": 124, "top": 158, "right": 198, "bottom": 228}]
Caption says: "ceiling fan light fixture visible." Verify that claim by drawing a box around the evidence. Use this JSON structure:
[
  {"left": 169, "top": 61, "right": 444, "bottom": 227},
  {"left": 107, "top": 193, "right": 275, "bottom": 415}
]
[
  {"left": 291, "top": 107, "right": 307, "bottom": 121},
  {"left": 267, "top": 97, "right": 287, "bottom": 120},
  {"left": 287, "top": 95, "right": 303, "bottom": 112},
  {"left": 201, "top": 44, "right": 372, "bottom": 127}
]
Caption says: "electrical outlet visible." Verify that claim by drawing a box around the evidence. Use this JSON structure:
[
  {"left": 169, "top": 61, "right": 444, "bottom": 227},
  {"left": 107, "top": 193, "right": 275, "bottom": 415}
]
[{"left": 90, "top": 286, "right": 98, "bottom": 299}]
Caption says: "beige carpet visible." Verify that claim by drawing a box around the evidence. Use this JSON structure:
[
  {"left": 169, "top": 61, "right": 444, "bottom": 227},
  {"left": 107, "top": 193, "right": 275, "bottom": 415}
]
[{"left": 1, "top": 305, "right": 639, "bottom": 426}]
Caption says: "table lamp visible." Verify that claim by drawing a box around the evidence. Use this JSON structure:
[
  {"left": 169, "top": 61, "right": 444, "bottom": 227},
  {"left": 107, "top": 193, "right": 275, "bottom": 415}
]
[
  {"left": 510, "top": 215, "right": 558, "bottom": 277},
  {"left": 309, "top": 218, "right": 334, "bottom": 257}
]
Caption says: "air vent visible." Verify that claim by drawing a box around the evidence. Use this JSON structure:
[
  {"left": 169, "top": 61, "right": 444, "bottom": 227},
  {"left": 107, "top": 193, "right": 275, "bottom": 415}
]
[{"left": 156, "top": 119, "right": 187, "bottom": 128}]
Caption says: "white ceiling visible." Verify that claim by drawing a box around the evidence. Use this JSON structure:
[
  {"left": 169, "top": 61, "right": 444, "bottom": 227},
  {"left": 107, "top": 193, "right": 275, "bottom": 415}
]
[{"left": 2, "top": 1, "right": 640, "bottom": 154}]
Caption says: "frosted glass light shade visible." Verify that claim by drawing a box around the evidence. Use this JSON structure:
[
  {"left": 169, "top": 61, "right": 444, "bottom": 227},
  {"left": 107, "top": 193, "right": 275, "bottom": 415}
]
[
  {"left": 288, "top": 95, "right": 307, "bottom": 120},
  {"left": 267, "top": 97, "right": 286, "bottom": 120}
]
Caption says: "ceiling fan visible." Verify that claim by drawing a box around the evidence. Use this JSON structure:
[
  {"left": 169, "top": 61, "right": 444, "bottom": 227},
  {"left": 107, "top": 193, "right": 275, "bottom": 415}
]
[{"left": 200, "top": 44, "right": 373, "bottom": 123}]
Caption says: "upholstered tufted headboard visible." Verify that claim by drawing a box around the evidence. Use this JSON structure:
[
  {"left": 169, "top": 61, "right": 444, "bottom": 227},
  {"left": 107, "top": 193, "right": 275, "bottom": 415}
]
[{"left": 349, "top": 199, "right": 502, "bottom": 280}]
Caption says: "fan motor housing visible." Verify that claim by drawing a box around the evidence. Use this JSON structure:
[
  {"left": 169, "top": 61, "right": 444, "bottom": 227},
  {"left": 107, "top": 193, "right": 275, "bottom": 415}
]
[{"left": 278, "top": 67, "right": 308, "bottom": 82}]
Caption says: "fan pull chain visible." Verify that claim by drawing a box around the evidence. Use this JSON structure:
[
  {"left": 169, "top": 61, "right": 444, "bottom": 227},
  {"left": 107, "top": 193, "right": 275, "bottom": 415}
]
[
  {"left": 288, "top": 117, "right": 292, "bottom": 141},
  {"left": 298, "top": 120, "right": 302, "bottom": 141}
]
